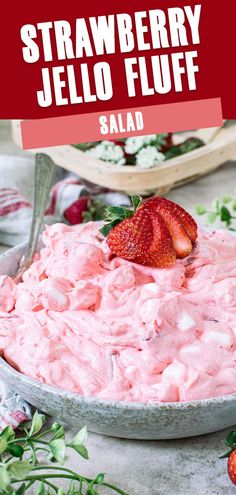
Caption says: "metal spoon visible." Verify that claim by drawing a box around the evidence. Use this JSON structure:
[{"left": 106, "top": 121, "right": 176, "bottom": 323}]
[{"left": 15, "top": 153, "right": 56, "bottom": 282}]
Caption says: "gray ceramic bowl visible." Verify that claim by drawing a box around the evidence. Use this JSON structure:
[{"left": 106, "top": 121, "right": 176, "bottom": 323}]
[{"left": 0, "top": 242, "right": 236, "bottom": 440}]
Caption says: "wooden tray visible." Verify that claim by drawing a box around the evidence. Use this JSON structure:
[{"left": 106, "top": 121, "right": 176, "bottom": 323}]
[{"left": 11, "top": 121, "right": 236, "bottom": 195}]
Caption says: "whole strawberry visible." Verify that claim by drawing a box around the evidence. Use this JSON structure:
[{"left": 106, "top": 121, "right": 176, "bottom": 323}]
[
  {"left": 64, "top": 197, "right": 89, "bottom": 224},
  {"left": 228, "top": 451, "right": 236, "bottom": 485},
  {"left": 222, "top": 431, "right": 236, "bottom": 485},
  {"left": 101, "top": 195, "right": 197, "bottom": 268}
]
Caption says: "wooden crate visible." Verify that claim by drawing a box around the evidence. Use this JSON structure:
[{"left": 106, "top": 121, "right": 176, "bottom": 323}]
[{"left": 11, "top": 121, "right": 236, "bottom": 195}]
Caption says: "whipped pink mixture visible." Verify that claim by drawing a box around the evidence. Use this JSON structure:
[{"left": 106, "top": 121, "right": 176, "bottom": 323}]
[{"left": 1, "top": 222, "right": 236, "bottom": 403}]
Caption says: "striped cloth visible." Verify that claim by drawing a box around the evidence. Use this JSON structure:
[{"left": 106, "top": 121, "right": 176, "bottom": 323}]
[{"left": 0, "top": 154, "right": 129, "bottom": 430}]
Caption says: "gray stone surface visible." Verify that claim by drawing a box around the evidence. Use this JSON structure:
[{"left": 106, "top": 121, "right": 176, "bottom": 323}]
[{"left": 1, "top": 120, "right": 236, "bottom": 493}]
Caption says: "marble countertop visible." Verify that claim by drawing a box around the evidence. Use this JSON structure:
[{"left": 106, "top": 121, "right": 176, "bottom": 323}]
[{"left": 0, "top": 120, "right": 236, "bottom": 494}]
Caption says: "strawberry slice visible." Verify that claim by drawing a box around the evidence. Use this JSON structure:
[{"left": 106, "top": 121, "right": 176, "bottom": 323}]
[
  {"left": 141, "top": 197, "right": 197, "bottom": 258},
  {"left": 143, "top": 197, "right": 197, "bottom": 243},
  {"left": 142, "top": 210, "right": 176, "bottom": 267},
  {"left": 107, "top": 208, "right": 175, "bottom": 267}
]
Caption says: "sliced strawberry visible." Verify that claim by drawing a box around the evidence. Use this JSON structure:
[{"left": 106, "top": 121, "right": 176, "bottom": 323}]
[
  {"left": 107, "top": 208, "right": 175, "bottom": 268},
  {"left": 107, "top": 208, "right": 152, "bottom": 262},
  {"left": 141, "top": 197, "right": 196, "bottom": 258},
  {"left": 142, "top": 197, "right": 197, "bottom": 243},
  {"left": 142, "top": 211, "right": 176, "bottom": 267}
]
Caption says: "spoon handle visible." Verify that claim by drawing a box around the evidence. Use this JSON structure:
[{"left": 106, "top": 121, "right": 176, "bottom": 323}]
[{"left": 15, "top": 153, "right": 55, "bottom": 280}]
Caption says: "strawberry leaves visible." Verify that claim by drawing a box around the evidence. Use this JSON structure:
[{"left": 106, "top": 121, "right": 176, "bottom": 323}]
[{"left": 100, "top": 195, "right": 142, "bottom": 237}]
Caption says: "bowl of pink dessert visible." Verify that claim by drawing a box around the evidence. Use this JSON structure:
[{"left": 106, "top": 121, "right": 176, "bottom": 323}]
[{"left": 1, "top": 221, "right": 236, "bottom": 439}]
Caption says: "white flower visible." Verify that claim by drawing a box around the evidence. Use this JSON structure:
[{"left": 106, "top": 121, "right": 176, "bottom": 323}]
[
  {"left": 124, "top": 135, "right": 157, "bottom": 154},
  {"left": 85, "top": 141, "right": 126, "bottom": 165},
  {"left": 135, "top": 146, "right": 165, "bottom": 169}
]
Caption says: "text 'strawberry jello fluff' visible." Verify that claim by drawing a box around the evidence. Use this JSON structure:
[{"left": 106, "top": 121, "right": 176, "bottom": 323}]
[{"left": 1, "top": 196, "right": 236, "bottom": 403}]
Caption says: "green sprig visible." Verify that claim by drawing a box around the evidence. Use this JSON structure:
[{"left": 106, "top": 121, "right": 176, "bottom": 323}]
[
  {"left": 196, "top": 195, "right": 236, "bottom": 230},
  {"left": 0, "top": 412, "right": 129, "bottom": 495}
]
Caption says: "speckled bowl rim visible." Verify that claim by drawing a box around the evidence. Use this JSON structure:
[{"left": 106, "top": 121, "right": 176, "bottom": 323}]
[{"left": 1, "top": 235, "right": 236, "bottom": 412}]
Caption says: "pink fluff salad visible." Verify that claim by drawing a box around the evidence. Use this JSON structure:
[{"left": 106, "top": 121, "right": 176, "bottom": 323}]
[{"left": 0, "top": 221, "right": 236, "bottom": 403}]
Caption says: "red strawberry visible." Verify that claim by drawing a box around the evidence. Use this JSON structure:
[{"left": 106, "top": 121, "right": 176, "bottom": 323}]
[
  {"left": 64, "top": 197, "right": 89, "bottom": 224},
  {"left": 228, "top": 450, "right": 236, "bottom": 485},
  {"left": 143, "top": 197, "right": 197, "bottom": 243},
  {"left": 107, "top": 208, "right": 175, "bottom": 268},
  {"left": 103, "top": 195, "right": 197, "bottom": 268},
  {"left": 143, "top": 210, "right": 176, "bottom": 267},
  {"left": 141, "top": 197, "right": 197, "bottom": 258}
]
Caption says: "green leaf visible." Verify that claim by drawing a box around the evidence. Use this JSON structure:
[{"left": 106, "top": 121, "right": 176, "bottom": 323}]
[
  {"left": 106, "top": 206, "right": 127, "bottom": 219},
  {"left": 0, "top": 465, "right": 11, "bottom": 490},
  {"left": 94, "top": 473, "right": 105, "bottom": 485},
  {"left": 212, "top": 197, "right": 220, "bottom": 212},
  {"left": 71, "top": 426, "right": 88, "bottom": 446},
  {"left": 207, "top": 212, "right": 218, "bottom": 224},
  {"left": 226, "top": 431, "right": 236, "bottom": 447},
  {"left": 131, "top": 195, "right": 142, "bottom": 211},
  {"left": 7, "top": 444, "right": 24, "bottom": 458},
  {"left": 99, "top": 219, "right": 120, "bottom": 237},
  {"left": 0, "top": 426, "right": 15, "bottom": 442},
  {"left": 222, "top": 195, "right": 232, "bottom": 204},
  {"left": 51, "top": 425, "right": 65, "bottom": 440},
  {"left": 179, "top": 137, "right": 204, "bottom": 154},
  {"left": 8, "top": 461, "right": 32, "bottom": 481},
  {"left": 195, "top": 205, "right": 207, "bottom": 215},
  {"left": 220, "top": 206, "right": 232, "bottom": 222},
  {"left": 0, "top": 436, "right": 8, "bottom": 454},
  {"left": 16, "top": 484, "right": 26, "bottom": 495},
  {"left": 232, "top": 201, "right": 236, "bottom": 211},
  {"left": 35, "top": 482, "right": 47, "bottom": 495},
  {"left": 155, "top": 133, "right": 168, "bottom": 149},
  {"left": 164, "top": 145, "right": 182, "bottom": 159},
  {"left": 86, "top": 487, "right": 97, "bottom": 495},
  {"left": 73, "top": 142, "right": 97, "bottom": 152},
  {"left": 49, "top": 439, "right": 66, "bottom": 464},
  {"left": 70, "top": 443, "right": 89, "bottom": 459},
  {"left": 29, "top": 411, "right": 44, "bottom": 437}
]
